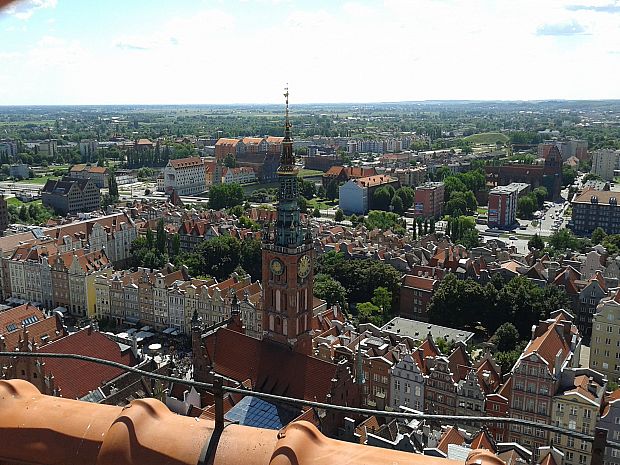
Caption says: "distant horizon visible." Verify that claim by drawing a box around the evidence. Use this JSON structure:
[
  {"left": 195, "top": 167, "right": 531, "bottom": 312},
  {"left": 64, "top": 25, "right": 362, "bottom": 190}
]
[
  {"left": 2, "top": 0, "right": 620, "bottom": 104},
  {"left": 2, "top": 98, "right": 620, "bottom": 108}
]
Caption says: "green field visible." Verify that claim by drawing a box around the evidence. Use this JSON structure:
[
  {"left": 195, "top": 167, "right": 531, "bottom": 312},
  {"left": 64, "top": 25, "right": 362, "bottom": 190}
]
[
  {"left": 307, "top": 198, "right": 337, "bottom": 210},
  {"left": 298, "top": 169, "right": 324, "bottom": 178},
  {"left": 464, "top": 132, "right": 509, "bottom": 145},
  {"left": 16, "top": 176, "right": 57, "bottom": 185},
  {"left": 7, "top": 197, "right": 43, "bottom": 207}
]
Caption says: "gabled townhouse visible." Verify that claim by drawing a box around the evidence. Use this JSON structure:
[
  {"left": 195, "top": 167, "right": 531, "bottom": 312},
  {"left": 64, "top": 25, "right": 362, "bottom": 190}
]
[
  {"left": 590, "top": 289, "right": 620, "bottom": 381},
  {"left": 425, "top": 355, "right": 458, "bottom": 415},
  {"left": 575, "top": 271, "right": 609, "bottom": 341},
  {"left": 598, "top": 389, "right": 620, "bottom": 465},
  {"left": 508, "top": 310, "right": 582, "bottom": 458},
  {"left": 6, "top": 243, "right": 110, "bottom": 316},
  {"left": 389, "top": 335, "right": 438, "bottom": 411},
  {"left": 551, "top": 368, "right": 606, "bottom": 465}
]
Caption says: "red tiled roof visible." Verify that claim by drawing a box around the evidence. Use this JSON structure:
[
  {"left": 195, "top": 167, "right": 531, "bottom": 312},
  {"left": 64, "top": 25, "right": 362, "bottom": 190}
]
[
  {"left": 0, "top": 305, "right": 66, "bottom": 351},
  {"left": 204, "top": 328, "right": 338, "bottom": 402},
  {"left": 437, "top": 426, "right": 466, "bottom": 454},
  {"left": 402, "top": 274, "right": 437, "bottom": 291},
  {"left": 169, "top": 157, "right": 204, "bottom": 169},
  {"left": 470, "top": 429, "right": 495, "bottom": 452},
  {"left": 522, "top": 321, "right": 571, "bottom": 374},
  {"left": 38, "top": 328, "right": 138, "bottom": 399},
  {"left": 353, "top": 175, "right": 397, "bottom": 188},
  {"left": 215, "top": 138, "right": 240, "bottom": 147}
]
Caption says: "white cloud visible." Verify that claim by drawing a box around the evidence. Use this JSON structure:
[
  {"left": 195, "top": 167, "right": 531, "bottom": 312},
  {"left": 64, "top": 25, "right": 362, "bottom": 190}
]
[
  {"left": 3, "top": 0, "right": 57, "bottom": 20},
  {"left": 2, "top": 0, "right": 620, "bottom": 103}
]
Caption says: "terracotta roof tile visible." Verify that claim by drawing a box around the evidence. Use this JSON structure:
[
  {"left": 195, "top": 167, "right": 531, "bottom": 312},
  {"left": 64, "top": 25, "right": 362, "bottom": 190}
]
[
  {"left": 437, "top": 426, "right": 466, "bottom": 454},
  {"left": 204, "top": 328, "right": 338, "bottom": 402},
  {"left": 38, "top": 328, "right": 138, "bottom": 399}
]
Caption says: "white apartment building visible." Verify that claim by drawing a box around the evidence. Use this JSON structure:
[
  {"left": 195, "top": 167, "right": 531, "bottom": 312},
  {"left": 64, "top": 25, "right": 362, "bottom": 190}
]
[
  {"left": 163, "top": 157, "right": 207, "bottom": 195},
  {"left": 592, "top": 149, "right": 620, "bottom": 181},
  {"left": 221, "top": 166, "right": 257, "bottom": 184}
]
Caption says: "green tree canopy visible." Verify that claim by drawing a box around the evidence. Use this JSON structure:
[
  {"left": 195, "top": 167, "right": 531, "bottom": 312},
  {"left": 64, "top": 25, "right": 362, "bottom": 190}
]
[
  {"left": 491, "top": 322, "right": 520, "bottom": 352},
  {"left": 592, "top": 227, "right": 607, "bottom": 245},
  {"left": 314, "top": 273, "right": 348, "bottom": 307},
  {"left": 373, "top": 186, "right": 392, "bottom": 211},
  {"left": 528, "top": 233, "right": 545, "bottom": 251},
  {"left": 208, "top": 183, "right": 244, "bottom": 210}
]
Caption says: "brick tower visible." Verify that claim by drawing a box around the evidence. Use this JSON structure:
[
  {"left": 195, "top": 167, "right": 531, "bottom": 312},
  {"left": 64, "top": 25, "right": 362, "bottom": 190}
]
[{"left": 261, "top": 88, "right": 314, "bottom": 354}]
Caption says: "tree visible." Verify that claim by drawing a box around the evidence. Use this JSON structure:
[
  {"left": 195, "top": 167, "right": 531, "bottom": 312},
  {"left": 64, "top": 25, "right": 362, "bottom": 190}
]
[
  {"left": 548, "top": 228, "right": 587, "bottom": 253},
  {"left": 532, "top": 187, "right": 548, "bottom": 207},
  {"left": 208, "top": 183, "right": 244, "bottom": 210},
  {"left": 373, "top": 187, "right": 392, "bottom": 211},
  {"left": 108, "top": 172, "right": 119, "bottom": 200},
  {"left": 371, "top": 287, "right": 392, "bottom": 315},
  {"left": 298, "top": 196, "right": 308, "bottom": 213},
  {"left": 390, "top": 194, "right": 404, "bottom": 215},
  {"left": 357, "top": 301, "right": 382, "bottom": 326},
  {"left": 592, "top": 227, "right": 607, "bottom": 245},
  {"left": 517, "top": 195, "right": 536, "bottom": 219},
  {"left": 460, "top": 228, "right": 480, "bottom": 249},
  {"left": 313, "top": 207, "right": 321, "bottom": 218},
  {"left": 445, "top": 195, "right": 468, "bottom": 217},
  {"left": 298, "top": 178, "right": 316, "bottom": 200},
  {"left": 192, "top": 235, "right": 242, "bottom": 280},
  {"left": 224, "top": 154, "right": 236, "bottom": 168},
  {"left": 326, "top": 181, "right": 339, "bottom": 201},
  {"left": 156, "top": 219, "right": 167, "bottom": 254},
  {"left": 240, "top": 238, "right": 262, "bottom": 280},
  {"left": 528, "top": 233, "right": 545, "bottom": 251},
  {"left": 492, "top": 322, "right": 520, "bottom": 352},
  {"left": 170, "top": 233, "right": 180, "bottom": 258},
  {"left": 395, "top": 186, "right": 415, "bottom": 211},
  {"left": 334, "top": 208, "right": 344, "bottom": 222},
  {"left": 314, "top": 273, "right": 348, "bottom": 307},
  {"left": 562, "top": 165, "right": 578, "bottom": 186}
]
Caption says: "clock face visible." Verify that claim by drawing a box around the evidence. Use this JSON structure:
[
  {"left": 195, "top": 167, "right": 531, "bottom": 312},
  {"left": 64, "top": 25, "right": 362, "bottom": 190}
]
[
  {"left": 270, "top": 258, "right": 284, "bottom": 276},
  {"left": 298, "top": 255, "right": 311, "bottom": 279}
]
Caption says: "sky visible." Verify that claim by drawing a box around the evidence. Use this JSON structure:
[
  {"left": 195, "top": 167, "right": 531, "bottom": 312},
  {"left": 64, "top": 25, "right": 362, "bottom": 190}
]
[{"left": 1, "top": 0, "right": 620, "bottom": 104}]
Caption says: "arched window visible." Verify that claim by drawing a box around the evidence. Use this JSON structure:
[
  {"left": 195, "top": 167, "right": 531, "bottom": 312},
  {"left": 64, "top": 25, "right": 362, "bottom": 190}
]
[{"left": 275, "top": 289, "right": 281, "bottom": 312}]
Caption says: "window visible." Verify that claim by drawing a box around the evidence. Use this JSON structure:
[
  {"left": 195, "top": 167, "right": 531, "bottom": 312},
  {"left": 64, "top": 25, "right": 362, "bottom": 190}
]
[
  {"left": 569, "top": 420, "right": 577, "bottom": 430},
  {"left": 567, "top": 437, "right": 575, "bottom": 448}
]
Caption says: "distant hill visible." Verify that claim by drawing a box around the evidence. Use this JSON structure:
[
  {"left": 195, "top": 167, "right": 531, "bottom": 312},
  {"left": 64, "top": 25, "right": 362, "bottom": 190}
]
[{"left": 463, "top": 132, "right": 509, "bottom": 145}]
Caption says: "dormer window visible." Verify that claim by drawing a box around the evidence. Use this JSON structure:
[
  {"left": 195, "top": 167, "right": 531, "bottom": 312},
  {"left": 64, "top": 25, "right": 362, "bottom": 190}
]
[{"left": 591, "top": 196, "right": 598, "bottom": 204}]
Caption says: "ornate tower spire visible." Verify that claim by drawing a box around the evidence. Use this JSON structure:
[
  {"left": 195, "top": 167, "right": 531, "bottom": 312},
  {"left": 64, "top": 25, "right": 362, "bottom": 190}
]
[{"left": 279, "top": 86, "right": 295, "bottom": 172}]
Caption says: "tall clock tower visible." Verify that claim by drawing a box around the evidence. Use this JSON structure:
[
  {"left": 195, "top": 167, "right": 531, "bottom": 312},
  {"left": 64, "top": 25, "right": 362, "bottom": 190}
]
[{"left": 262, "top": 88, "right": 314, "bottom": 354}]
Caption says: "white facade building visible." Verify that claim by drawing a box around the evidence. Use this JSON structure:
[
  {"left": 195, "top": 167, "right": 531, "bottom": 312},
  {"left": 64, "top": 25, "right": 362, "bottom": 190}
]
[{"left": 163, "top": 157, "right": 207, "bottom": 195}]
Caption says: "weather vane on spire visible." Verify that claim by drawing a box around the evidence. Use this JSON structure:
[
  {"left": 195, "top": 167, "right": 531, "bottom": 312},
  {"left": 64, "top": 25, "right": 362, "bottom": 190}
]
[{"left": 284, "top": 84, "right": 290, "bottom": 131}]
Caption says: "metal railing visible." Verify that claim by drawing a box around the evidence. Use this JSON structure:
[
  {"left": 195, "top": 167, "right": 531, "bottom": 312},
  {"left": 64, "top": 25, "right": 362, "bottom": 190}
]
[{"left": 0, "top": 351, "right": 617, "bottom": 461}]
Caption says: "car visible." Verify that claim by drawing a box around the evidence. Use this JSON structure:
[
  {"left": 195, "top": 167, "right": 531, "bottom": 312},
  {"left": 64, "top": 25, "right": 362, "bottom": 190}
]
[
  {"left": 519, "top": 225, "right": 527, "bottom": 230},
  {"left": 508, "top": 235, "right": 518, "bottom": 240}
]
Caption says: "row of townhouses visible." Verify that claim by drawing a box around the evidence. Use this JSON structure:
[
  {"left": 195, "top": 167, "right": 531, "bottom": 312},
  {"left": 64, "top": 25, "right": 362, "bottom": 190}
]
[
  {"left": 311, "top": 310, "right": 616, "bottom": 465},
  {"left": 94, "top": 268, "right": 262, "bottom": 337}
]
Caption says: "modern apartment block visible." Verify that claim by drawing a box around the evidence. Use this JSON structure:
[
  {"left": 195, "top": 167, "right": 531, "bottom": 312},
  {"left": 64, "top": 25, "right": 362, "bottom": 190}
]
[
  {"left": 571, "top": 189, "right": 620, "bottom": 235},
  {"left": 591, "top": 149, "right": 620, "bottom": 181},
  {"left": 487, "top": 183, "right": 520, "bottom": 229},
  {"left": 163, "top": 157, "right": 208, "bottom": 195},
  {"left": 412, "top": 182, "right": 445, "bottom": 218},
  {"left": 42, "top": 177, "right": 101, "bottom": 215}
]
